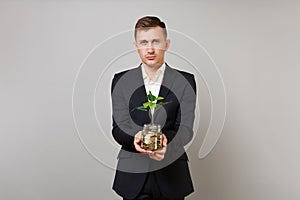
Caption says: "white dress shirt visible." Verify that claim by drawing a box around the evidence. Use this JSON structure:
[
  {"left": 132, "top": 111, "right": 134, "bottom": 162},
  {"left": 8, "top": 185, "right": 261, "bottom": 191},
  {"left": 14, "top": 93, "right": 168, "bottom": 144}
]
[{"left": 141, "top": 63, "right": 166, "bottom": 100}]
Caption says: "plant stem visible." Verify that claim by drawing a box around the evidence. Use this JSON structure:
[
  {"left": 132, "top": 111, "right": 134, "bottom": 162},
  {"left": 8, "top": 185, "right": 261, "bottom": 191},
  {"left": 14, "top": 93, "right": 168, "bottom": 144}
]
[{"left": 151, "top": 108, "right": 154, "bottom": 125}]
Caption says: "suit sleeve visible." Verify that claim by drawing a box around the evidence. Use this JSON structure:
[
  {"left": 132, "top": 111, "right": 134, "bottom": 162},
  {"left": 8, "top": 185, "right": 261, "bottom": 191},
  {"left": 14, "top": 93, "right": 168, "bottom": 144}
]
[
  {"left": 163, "top": 74, "right": 196, "bottom": 152},
  {"left": 111, "top": 73, "right": 137, "bottom": 152}
]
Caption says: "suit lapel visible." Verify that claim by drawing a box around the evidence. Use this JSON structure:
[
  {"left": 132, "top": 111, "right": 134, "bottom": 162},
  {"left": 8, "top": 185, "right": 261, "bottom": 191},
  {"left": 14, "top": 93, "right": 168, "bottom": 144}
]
[
  {"left": 135, "top": 63, "right": 177, "bottom": 101},
  {"left": 126, "top": 65, "right": 150, "bottom": 126},
  {"left": 135, "top": 64, "right": 148, "bottom": 104},
  {"left": 133, "top": 63, "right": 177, "bottom": 101},
  {"left": 157, "top": 63, "right": 177, "bottom": 101}
]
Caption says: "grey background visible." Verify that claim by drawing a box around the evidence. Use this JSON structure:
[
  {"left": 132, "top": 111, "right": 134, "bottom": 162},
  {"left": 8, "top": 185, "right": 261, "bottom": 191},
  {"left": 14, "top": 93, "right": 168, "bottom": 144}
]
[{"left": 1, "top": 1, "right": 300, "bottom": 200}]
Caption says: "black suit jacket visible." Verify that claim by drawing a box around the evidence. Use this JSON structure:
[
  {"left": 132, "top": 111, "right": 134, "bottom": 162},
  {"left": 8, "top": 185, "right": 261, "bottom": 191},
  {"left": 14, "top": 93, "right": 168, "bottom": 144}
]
[{"left": 111, "top": 63, "right": 196, "bottom": 199}]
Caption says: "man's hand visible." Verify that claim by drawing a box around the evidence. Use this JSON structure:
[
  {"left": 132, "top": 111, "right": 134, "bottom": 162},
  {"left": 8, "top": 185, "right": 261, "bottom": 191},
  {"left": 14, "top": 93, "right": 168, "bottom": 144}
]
[
  {"left": 134, "top": 132, "right": 168, "bottom": 161},
  {"left": 134, "top": 131, "right": 153, "bottom": 154},
  {"left": 149, "top": 134, "right": 167, "bottom": 161}
]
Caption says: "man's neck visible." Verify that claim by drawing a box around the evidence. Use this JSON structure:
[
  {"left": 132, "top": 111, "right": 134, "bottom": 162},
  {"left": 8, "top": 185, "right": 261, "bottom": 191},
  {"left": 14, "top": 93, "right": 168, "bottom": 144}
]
[{"left": 143, "top": 62, "right": 164, "bottom": 81}]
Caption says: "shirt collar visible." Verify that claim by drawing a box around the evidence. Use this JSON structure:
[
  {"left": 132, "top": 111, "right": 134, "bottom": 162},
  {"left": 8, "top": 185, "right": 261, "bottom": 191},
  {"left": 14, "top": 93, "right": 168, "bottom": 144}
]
[{"left": 142, "top": 63, "right": 166, "bottom": 81}]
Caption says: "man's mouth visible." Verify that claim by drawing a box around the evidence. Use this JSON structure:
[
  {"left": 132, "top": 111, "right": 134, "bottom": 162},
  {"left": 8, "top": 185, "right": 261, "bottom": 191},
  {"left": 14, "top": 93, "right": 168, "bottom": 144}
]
[{"left": 146, "top": 56, "right": 156, "bottom": 60}]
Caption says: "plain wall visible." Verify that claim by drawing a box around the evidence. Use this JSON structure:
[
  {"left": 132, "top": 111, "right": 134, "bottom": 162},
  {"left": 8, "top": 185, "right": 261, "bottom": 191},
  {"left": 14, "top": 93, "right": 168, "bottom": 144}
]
[{"left": 1, "top": 1, "right": 300, "bottom": 200}]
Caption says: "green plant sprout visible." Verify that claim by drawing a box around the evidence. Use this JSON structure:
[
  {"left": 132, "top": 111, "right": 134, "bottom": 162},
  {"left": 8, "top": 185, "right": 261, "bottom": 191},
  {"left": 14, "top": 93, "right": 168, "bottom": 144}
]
[{"left": 136, "top": 91, "right": 170, "bottom": 125}]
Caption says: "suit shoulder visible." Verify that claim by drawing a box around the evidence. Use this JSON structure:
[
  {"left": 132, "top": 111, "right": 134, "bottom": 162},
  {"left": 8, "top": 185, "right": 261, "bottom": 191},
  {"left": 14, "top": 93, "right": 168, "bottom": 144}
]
[
  {"left": 113, "top": 65, "right": 140, "bottom": 80},
  {"left": 111, "top": 70, "right": 129, "bottom": 92},
  {"left": 175, "top": 69, "right": 196, "bottom": 93},
  {"left": 175, "top": 69, "right": 194, "bottom": 79},
  {"left": 167, "top": 63, "right": 194, "bottom": 79},
  {"left": 113, "top": 69, "right": 129, "bottom": 79},
  {"left": 111, "top": 66, "right": 141, "bottom": 92}
]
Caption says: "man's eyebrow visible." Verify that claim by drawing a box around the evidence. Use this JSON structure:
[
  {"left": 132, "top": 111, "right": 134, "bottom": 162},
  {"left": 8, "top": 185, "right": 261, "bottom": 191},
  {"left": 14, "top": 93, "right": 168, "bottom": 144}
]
[
  {"left": 138, "top": 39, "right": 148, "bottom": 42},
  {"left": 138, "top": 39, "right": 161, "bottom": 42}
]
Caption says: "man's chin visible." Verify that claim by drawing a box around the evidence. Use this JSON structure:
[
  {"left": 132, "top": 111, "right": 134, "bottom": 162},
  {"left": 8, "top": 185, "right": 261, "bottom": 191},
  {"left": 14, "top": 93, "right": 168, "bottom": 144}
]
[{"left": 144, "top": 61, "right": 162, "bottom": 68}]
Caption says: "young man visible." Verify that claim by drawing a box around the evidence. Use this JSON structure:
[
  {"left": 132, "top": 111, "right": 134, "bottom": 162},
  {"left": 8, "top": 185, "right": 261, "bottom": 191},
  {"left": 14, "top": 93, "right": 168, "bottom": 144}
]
[{"left": 111, "top": 16, "right": 196, "bottom": 200}]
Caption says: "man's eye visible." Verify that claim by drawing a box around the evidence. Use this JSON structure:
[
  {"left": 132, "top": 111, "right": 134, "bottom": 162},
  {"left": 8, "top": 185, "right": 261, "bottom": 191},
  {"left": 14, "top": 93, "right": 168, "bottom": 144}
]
[{"left": 140, "top": 41, "right": 148, "bottom": 46}]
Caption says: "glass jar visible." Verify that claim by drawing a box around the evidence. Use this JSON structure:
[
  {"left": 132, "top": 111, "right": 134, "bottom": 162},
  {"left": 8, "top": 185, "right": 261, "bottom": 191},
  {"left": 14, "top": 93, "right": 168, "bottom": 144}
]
[{"left": 141, "top": 124, "right": 163, "bottom": 151}]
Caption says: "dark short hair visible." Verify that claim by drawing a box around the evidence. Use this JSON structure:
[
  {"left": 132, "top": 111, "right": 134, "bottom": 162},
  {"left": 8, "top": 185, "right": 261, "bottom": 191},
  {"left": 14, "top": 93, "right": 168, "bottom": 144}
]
[{"left": 134, "top": 16, "right": 167, "bottom": 39}]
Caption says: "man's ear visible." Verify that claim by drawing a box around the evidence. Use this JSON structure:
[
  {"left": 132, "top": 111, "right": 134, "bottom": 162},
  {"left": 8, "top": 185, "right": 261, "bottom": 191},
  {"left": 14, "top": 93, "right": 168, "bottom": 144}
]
[
  {"left": 133, "top": 41, "right": 138, "bottom": 50},
  {"left": 165, "top": 39, "right": 170, "bottom": 51}
]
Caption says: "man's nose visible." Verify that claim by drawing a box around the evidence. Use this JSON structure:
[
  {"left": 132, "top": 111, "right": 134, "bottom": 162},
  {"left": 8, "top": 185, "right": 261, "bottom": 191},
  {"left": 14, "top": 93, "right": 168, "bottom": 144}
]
[{"left": 146, "top": 45, "right": 155, "bottom": 53}]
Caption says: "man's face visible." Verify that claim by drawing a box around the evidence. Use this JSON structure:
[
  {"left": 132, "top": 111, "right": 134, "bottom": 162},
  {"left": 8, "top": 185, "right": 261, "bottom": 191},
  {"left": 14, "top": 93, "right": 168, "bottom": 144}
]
[{"left": 135, "top": 26, "right": 170, "bottom": 69}]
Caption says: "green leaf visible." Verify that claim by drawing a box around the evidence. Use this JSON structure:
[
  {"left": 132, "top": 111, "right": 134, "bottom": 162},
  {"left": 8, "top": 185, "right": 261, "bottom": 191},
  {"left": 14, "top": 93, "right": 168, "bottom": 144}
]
[
  {"left": 158, "top": 101, "right": 170, "bottom": 106},
  {"left": 156, "top": 96, "right": 164, "bottom": 101},
  {"left": 136, "top": 106, "right": 148, "bottom": 111},
  {"left": 132, "top": 91, "right": 172, "bottom": 123},
  {"left": 147, "top": 91, "right": 156, "bottom": 102},
  {"left": 149, "top": 102, "right": 156, "bottom": 111},
  {"left": 143, "top": 102, "right": 150, "bottom": 108}
]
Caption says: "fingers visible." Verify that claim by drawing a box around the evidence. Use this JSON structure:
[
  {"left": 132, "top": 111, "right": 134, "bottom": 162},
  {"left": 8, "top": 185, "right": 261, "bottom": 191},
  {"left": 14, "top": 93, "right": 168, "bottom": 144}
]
[
  {"left": 134, "top": 132, "right": 168, "bottom": 160},
  {"left": 149, "top": 145, "right": 166, "bottom": 161},
  {"left": 134, "top": 131, "right": 152, "bottom": 154},
  {"left": 162, "top": 134, "right": 167, "bottom": 147},
  {"left": 148, "top": 134, "right": 168, "bottom": 161},
  {"left": 149, "top": 147, "right": 166, "bottom": 161}
]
